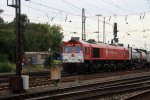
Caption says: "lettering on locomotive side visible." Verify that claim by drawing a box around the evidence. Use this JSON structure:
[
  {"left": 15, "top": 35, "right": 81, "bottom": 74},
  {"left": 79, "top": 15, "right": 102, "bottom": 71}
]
[
  {"left": 108, "top": 51, "right": 117, "bottom": 55},
  {"left": 105, "top": 48, "right": 108, "bottom": 56}
]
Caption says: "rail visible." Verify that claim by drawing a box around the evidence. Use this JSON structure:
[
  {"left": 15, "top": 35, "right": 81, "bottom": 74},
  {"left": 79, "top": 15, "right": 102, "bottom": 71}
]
[{"left": 1, "top": 73, "right": 150, "bottom": 99}]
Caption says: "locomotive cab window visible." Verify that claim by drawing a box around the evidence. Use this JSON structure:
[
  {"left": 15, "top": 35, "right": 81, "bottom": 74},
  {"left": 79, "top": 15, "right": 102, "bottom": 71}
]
[
  {"left": 74, "top": 46, "right": 82, "bottom": 53},
  {"left": 84, "top": 47, "right": 89, "bottom": 54},
  {"left": 64, "top": 46, "right": 72, "bottom": 53}
]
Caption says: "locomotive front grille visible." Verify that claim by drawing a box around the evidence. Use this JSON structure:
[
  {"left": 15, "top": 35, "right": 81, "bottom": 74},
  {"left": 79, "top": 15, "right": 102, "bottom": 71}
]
[{"left": 63, "top": 53, "right": 84, "bottom": 63}]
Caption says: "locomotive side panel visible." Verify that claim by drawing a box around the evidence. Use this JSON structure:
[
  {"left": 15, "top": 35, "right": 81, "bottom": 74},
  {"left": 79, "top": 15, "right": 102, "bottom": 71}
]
[
  {"left": 102, "top": 46, "right": 128, "bottom": 60},
  {"left": 89, "top": 43, "right": 129, "bottom": 61},
  {"left": 83, "top": 46, "right": 91, "bottom": 60}
]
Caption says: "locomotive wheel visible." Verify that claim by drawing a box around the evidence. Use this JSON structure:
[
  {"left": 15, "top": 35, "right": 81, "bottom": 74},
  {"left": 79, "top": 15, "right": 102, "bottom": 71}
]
[
  {"left": 93, "top": 64, "right": 98, "bottom": 72},
  {"left": 76, "top": 65, "right": 83, "bottom": 74},
  {"left": 83, "top": 63, "right": 89, "bottom": 73}
]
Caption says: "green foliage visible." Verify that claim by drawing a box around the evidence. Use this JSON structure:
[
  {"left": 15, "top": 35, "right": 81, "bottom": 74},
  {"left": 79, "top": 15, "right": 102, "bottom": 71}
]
[
  {"left": 0, "top": 17, "right": 4, "bottom": 23},
  {"left": 50, "top": 25, "right": 63, "bottom": 51},
  {"left": 0, "top": 14, "right": 64, "bottom": 63},
  {"left": 0, "top": 62, "right": 13, "bottom": 72},
  {"left": 0, "top": 18, "right": 15, "bottom": 62},
  {"left": 23, "top": 23, "right": 63, "bottom": 52},
  {"left": 0, "top": 54, "right": 9, "bottom": 62}
]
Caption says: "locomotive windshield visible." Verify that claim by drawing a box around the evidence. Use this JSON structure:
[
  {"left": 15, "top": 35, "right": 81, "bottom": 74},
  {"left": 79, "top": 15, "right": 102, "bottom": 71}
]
[
  {"left": 64, "top": 46, "right": 72, "bottom": 53},
  {"left": 64, "top": 46, "right": 82, "bottom": 53},
  {"left": 74, "top": 46, "right": 82, "bottom": 53}
]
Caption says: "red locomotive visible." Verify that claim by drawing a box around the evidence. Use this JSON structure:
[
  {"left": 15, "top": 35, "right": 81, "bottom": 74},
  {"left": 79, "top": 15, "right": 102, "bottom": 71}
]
[{"left": 62, "top": 37, "right": 149, "bottom": 73}]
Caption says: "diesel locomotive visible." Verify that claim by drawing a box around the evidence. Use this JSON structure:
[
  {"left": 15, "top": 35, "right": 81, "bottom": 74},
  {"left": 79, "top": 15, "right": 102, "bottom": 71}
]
[{"left": 62, "top": 37, "right": 150, "bottom": 73}]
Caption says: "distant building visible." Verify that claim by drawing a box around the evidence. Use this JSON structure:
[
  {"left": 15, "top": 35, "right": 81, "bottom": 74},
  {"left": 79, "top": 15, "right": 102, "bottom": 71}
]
[{"left": 23, "top": 52, "right": 50, "bottom": 65}]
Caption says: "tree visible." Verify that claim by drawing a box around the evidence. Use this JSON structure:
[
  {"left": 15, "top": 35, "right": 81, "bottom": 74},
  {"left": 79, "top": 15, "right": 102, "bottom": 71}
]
[
  {"left": 0, "top": 17, "right": 4, "bottom": 23},
  {"left": 0, "top": 17, "right": 15, "bottom": 62},
  {"left": 23, "top": 23, "right": 63, "bottom": 52},
  {"left": 0, "top": 14, "right": 64, "bottom": 62},
  {"left": 50, "top": 25, "right": 63, "bottom": 51}
]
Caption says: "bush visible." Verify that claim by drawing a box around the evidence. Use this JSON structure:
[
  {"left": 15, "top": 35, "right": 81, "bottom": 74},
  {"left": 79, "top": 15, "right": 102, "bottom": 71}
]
[
  {"left": 0, "top": 54, "right": 9, "bottom": 62},
  {"left": 0, "top": 62, "right": 13, "bottom": 72}
]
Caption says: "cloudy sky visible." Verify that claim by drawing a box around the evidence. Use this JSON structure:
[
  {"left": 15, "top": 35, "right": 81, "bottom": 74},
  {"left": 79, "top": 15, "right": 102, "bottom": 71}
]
[{"left": 0, "top": 0, "right": 150, "bottom": 50}]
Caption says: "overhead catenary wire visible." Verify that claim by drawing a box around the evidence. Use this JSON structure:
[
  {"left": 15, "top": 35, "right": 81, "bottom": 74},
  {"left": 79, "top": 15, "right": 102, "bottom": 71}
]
[
  {"left": 2, "top": 0, "right": 150, "bottom": 47},
  {"left": 27, "top": 1, "right": 81, "bottom": 16},
  {"left": 62, "top": 0, "right": 81, "bottom": 14},
  {"left": 2, "top": 3, "right": 150, "bottom": 32},
  {"left": 24, "top": 3, "right": 110, "bottom": 33},
  {"left": 100, "top": 0, "right": 133, "bottom": 13},
  {"left": 22, "top": 1, "right": 150, "bottom": 29}
]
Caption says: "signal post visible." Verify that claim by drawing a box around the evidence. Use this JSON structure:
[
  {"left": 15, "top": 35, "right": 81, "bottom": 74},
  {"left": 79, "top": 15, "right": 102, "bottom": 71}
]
[{"left": 7, "top": 0, "right": 23, "bottom": 92}]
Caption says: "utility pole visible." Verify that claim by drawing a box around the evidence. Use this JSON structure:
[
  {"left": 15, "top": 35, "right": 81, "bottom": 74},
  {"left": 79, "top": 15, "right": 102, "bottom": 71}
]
[
  {"left": 96, "top": 14, "right": 102, "bottom": 42},
  {"left": 7, "top": 0, "right": 30, "bottom": 93},
  {"left": 7, "top": 0, "right": 23, "bottom": 92},
  {"left": 103, "top": 17, "right": 105, "bottom": 43},
  {"left": 82, "top": 8, "right": 86, "bottom": 41},
  {"left": 7, "top": 0, "right": 22, "bottom": 76}
]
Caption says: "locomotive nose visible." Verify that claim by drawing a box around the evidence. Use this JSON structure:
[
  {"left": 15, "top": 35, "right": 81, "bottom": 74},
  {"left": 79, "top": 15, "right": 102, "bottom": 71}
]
[{"left": 71, "top": 53, "right": 74, "bottom": 57}]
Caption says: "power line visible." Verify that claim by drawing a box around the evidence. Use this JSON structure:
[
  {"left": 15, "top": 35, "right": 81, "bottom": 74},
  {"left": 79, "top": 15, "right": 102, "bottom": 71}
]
[
  {"left": 94, "top": 0, "right": 116, "bottom": 15},
  {"left": 23, "top": 1, "right": 150, "bottom": 24},
  {"left": 62, "top": 0, "right": 81, "bottom": 13},
  {"left": 27, "top": 1, "right": 81, "bottom": 16},
  {"left": 61, "top": 1, "right": 80, "bottom": 14},
  {"left": 101, "top": 0, "right": 133, "bottom": 13},
  {"left": 26, "top": 2, "right": 103, "bottom": 30},
  {"left": 77, "top": 0, "right": 116, "bottom": 15}
]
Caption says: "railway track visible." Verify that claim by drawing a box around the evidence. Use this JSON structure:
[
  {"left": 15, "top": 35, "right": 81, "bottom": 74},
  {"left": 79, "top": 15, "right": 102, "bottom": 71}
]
[
  {"left": 124, "top": 90, "right": 150, "bottom": 100},
  {"left": 0, "top": 70, "right": 150, "bottom": 100},
  {"left": 1, "top": 71, "right": 150, "bottom": 99},
  {"left": 0, "top": 68, "right": 150, "bottom": 91},
  {"left": 0, "top": 77, "right": 50, "bottom": 91},
  {"left": 0, "top": 68, "right": 149, "bottom": 91},
  {"left": 0, "top": 71, "right": 50, "bottom": 83}
]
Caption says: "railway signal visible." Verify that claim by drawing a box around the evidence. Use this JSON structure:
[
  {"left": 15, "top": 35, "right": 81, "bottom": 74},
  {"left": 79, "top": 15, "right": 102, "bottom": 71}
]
[
  {"left": 7, "top": 0, "right": 30, "bottom": 93},
  {"left": 7, "top": 0, "right": 22, "bottom": 76},
  {"left": 111, "top": 22, "right": 119, "bottom": 44}
]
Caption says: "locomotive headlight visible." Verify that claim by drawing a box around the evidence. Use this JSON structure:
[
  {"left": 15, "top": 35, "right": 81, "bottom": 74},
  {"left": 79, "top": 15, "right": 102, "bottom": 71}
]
[
  {"left": 78, "top": 59, "right": 82, "bottom": 62},
  {"left": 63, "top": 59, "right": 68, "bottom": 62}
]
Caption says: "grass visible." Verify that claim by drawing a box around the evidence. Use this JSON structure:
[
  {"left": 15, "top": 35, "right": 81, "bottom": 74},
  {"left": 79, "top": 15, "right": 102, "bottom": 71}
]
[
  {"left": 0, "top": 62, "right": 15, "bottom": 73},
  {"left": 0, "top": 62, "right": 49, "bottom": 73},
  {"left": 22, "top": 65, "right": 49, "bottom": 73}
]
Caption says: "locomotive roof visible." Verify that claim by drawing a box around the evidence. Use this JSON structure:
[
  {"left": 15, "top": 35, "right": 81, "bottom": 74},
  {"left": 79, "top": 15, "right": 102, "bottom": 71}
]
[
  {"left": 64, "top": 39, "right": 91, "bottom": 46},
  {"left": 91, "top": 43, "right": 127, "bottom": 49},
  {"left": 64, "top": 39, "right": 128, "bottom": 50}
]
